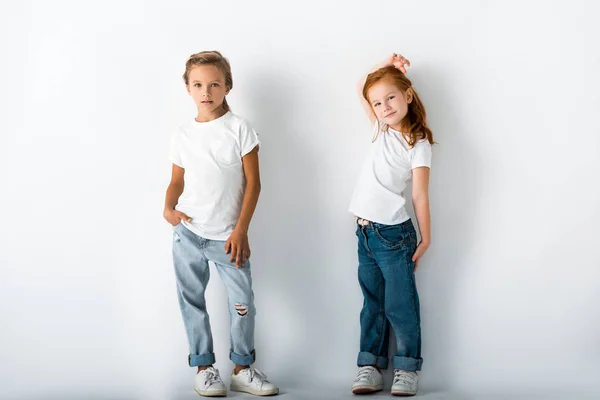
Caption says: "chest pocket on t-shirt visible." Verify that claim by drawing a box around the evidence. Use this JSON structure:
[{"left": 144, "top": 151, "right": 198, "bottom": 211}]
[{"left": 210, "top": 141, "right": 241, "bottom": 167}]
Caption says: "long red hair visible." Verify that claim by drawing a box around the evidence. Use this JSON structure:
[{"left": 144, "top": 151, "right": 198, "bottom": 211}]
[{"left": 363, "top": 66, "right": 434, "bottom": 147}]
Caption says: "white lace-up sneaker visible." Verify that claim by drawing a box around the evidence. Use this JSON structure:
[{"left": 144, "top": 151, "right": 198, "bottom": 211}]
[
  {"left": 230, "top": 367, "right": 279, "bottom": 396},
  {"left": 391, "top": 369, "right": 418, "bottom": 396},
  {"left": 351, "top": 366, "right": 383, "bottom": 394},
  {"left": 194, "top": 367, "right": 227, "bottom": 397}
]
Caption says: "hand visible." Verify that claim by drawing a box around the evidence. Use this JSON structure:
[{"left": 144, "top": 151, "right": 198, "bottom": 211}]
[
  {"left": 411, "top": 241, "right": 429, "bottom": 272},
  {"left": 382, "top": 53, "right": 411, "bottom": 73},
  {"left": 225, "top": 229, "right": 251, "bottom": 268},
  {"left": 164, "top": 208, "right": 191, "bottom": 226}
]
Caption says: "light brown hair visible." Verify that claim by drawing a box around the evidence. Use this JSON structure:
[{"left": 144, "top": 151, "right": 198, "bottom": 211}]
[{"left": 182, "top": 51, "right": 233, "bottom": 112}]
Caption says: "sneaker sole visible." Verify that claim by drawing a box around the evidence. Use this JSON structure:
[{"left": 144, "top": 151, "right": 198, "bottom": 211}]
[
  {"left": 230, "top": 385, "right": 279, "bottom": 396},
  {"left": 194, "top": 388, "right": 227, "bottom": 397},
  {"left": 352, "top": 385, "right": 384, "bottom": 394},
  {"left": 391, "top": 390, "right": 417, "bottom": 396}
]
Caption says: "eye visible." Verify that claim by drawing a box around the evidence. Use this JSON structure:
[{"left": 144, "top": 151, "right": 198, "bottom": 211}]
[
  {"left": 211, "top": 83, "right": 219, "bottom": 87},
  {"left": 194, "top": 83, "right": 201, "bottom": 87},
  {"left": 373, "top": 102, "right": 381, "bottom": 107},
  {"left": 387, "top": 96, "right": 395, "bottom": 101}
]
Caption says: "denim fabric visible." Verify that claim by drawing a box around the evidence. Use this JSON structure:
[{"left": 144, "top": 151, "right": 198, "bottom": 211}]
[
  {"left": 172, "top": 223, "right": 256, "bottom": 367},
  {"left": 356, "top": 218, "right": 423, "bottom": 371}
]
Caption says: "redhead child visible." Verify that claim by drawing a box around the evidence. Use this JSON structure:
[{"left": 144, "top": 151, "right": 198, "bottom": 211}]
[
  {"left": 164, "top": 51, "right": 278, "bottom": 397},
  {"left": 350, "top": 54, "right": 434, "bottom": 396}
]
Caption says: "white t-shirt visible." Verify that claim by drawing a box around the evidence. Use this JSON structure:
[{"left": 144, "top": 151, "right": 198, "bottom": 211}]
[
  {"left": 349, "top": 124, "right": 432, "bottom": 225},
  {"left": 169, "top": 111, "right": 260, "bottom": 240}
]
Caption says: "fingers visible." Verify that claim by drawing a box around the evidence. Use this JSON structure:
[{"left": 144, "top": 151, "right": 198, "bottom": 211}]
[
  {"left": 394, "top": 53, "right": 409, "bottom": 63},
  {"left": 395, "top": 62, "right": 408, "bottom": 74},
  {"left": 393, "top": 53, "right": 410, "bottom": 73},
  {"left": 224, "top": 232, "right": 250, "bottom": 268},
  {"left": 229, "top": 243, "right": 237, "bottom": 263},
  {"left": 178, "top": 212, "right": 192, "bottom": 222},
  {"left": 238, "top": 245, "right": 250, "bottom": 268},
  {"left": 236, "top": 246, "right": 243, "bottom": 268},
  {"left": 412, "top": 249, "right": 421, "bottom": 269}
]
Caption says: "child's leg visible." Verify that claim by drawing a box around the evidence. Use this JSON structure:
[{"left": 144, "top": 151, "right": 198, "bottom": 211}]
[
  {"left": 205, "top": 240, "right": 256, "bottom": 369},
  {"left": 356, "top": 224, "right": 390, "bottom": 370},
  {"left": 172, "top": 224, "right": 216, "bottom": 368},
  {"left": 372, "top": 220, "right": 422, "bottom": 372}
]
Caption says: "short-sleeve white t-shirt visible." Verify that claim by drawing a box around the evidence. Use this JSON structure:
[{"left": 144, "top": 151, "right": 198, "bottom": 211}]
[
  {"left": 169, "top": 111, "right": 260, "bottom": 240},
  {"left": 349, "top": 124, "right": 432, "bottom": 225}
]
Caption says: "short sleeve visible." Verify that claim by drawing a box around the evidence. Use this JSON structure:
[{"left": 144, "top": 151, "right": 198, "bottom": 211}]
[
  {"left": 239, "top": 120, "right": 261, "bottom": 157},
  {"left": 169, "top": 131, "right": 183, "bottom": 167},
  {"left": 410, "top": 139, "right": 432, "bottom": 169}
]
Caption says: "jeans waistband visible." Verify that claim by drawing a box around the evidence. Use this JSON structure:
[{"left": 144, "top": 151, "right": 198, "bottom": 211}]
[{"left": 354, "top": 216, "right": 413, "bottom": 229}]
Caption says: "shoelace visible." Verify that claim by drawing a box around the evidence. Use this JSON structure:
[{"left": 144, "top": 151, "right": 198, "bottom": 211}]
[
  {"left": 201, "top": 368, "right": 222, "bottom": 387},
  {"left": 247, "top": 368, "right": 270, "bottom": 384},
  {"left": 393, "top": 370, "right": 417, "bottom": 386},
  {"left": 354, "top": 366, "right": 376, "bottom": 382}
]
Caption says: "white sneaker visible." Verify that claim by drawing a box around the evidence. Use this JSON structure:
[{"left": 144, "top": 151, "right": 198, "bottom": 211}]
[
  {"left": 391, "top": 369, "right": 418, "bottom": 396},
  {"left": 230, "top": 367, "right": 279, "bottom": 396},
  {"left": 194, "top": 367, "right": 227, "bottom": 397},
  {"left": 351, "top": 366, "right": 383, "bottom": 394}
]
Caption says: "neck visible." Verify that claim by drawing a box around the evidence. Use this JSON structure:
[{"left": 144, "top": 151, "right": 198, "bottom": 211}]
[
  {"left": 195, "top": 106, "right": 227, "bottom": 122},
  {"left": 389, "top": 122, "right": 413, "bottom": 142},
  {"left": 389, "top": 122, "right": 404, "bottom": 132}
]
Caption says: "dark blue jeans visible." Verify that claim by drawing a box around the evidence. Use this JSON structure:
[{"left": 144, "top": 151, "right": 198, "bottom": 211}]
[{"left": 356, "top": 218, "right": 423, "bottom": 371}]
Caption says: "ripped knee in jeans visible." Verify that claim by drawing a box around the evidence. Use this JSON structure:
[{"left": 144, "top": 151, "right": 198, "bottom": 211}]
[{"left": 234, "top": 303, "right": 249, "bottom": 317}]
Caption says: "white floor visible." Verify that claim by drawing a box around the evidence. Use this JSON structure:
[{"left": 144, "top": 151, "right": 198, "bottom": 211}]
[
  {"left": 11, "top": 385, "right": 600, "bottom": 400},
  {"left": 167, "top": 383, "right": 600, "bottom": 400}
]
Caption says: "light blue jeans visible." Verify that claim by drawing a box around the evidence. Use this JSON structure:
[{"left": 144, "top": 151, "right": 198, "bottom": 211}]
[{"left": 172, "top": 223, "right": 256, "bottom": 367}]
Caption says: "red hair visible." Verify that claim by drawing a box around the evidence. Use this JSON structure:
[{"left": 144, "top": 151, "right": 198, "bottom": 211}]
[{"left": 363, "top": 66, "right": 434, "bottom": 147}]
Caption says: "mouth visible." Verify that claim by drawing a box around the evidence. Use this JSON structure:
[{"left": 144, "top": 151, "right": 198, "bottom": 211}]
[
  {"left": 384, "top": 111, "right": 396, "bottom": 118},
  {"left": 201, "top": 100, "right": 213, "bottom": 104}
]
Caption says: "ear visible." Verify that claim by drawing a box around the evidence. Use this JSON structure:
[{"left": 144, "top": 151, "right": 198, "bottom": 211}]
[
  {"left": 185, "top": 84, "right": 191, "bottom": 95},
  {"left": 406, "top": 88, "right": 413, "bottom": 104},
  {"left": 225, "top": 87, "right": 231, "bottom": 95}
]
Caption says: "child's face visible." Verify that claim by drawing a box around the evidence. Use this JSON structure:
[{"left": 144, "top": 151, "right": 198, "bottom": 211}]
[
  {"left": 367, "top": 80, "right": 412, "bottom": 129},
  {"left": 186, "top": 65, "right": 230, "bottom": 114}
]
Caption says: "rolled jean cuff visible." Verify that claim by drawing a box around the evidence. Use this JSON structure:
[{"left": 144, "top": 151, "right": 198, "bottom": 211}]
[
  {"left": 392, "top": 356, "right": 423, "bottom": 371},
  {"left": 188, "top": 353, "right": 216, "bottom": 367},
  {"left": 230, "top": 349, "right": 255, "bottom": 366},
  {"left": 357, "top": 351, "right": 389, "bottom": 370}
]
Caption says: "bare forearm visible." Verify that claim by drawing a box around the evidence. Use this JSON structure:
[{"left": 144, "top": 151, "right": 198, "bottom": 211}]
[
  {"left": 164, "top": 183, "right": 184, "bottom": 211},
  {"left": 413, "top": 197, "right": 431, "bottom": 245},
  {"left": 235, "top": 181, "right": 261, "bottom": 233},
  {"left": 357, "top": 61, "right": 385, "bottom": 92}
]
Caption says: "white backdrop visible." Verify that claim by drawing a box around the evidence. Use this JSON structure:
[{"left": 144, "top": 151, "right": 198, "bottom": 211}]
[{"left": 1, "top": 1, "right": 599, "bottom": 399}]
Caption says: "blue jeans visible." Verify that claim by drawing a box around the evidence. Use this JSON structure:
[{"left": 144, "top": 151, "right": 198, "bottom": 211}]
[
  {"left": 356, "top": 218, "right": 423, "bottom": 371},
  {"left": 172, "top": 223, "right": 256, "bottom": 367}
]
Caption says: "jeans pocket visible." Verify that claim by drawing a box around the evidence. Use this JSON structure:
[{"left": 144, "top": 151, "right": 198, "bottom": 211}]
[
  {"left": 374, "top": 225, "right": 406, "bottom": 249},
  {"left": 173, "top": 230, "right": 181, "bottom": 243}
]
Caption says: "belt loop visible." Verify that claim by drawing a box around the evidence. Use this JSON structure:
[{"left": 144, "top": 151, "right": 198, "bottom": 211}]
[{"left": 355, "top": 217, "right": 371, "bottom": 227}]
